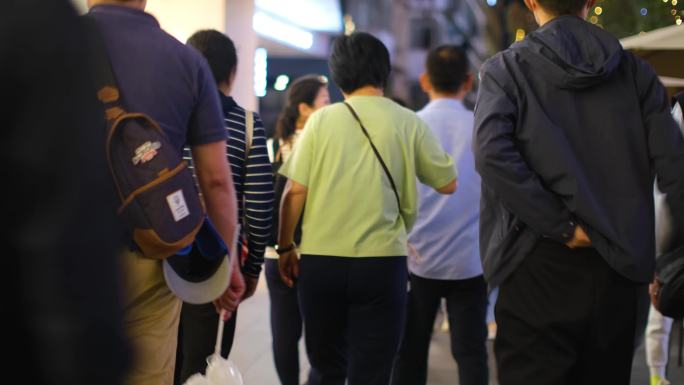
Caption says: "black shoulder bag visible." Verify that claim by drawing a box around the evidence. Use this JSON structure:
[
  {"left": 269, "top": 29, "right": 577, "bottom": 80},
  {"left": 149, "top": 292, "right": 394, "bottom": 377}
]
[{"left": 343, "top": 102, "right": 401, "bottom": 210}]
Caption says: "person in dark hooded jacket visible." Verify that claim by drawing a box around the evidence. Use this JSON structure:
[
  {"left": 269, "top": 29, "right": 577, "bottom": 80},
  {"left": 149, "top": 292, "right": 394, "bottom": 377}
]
[{"left": 473, "top": 0, "right": 684, "bottom": 384}]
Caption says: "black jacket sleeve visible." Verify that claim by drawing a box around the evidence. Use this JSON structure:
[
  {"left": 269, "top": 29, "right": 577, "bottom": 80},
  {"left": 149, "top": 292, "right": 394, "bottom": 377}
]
[
  {"left": 473, "top": 57, "right": 575, "bottom": 242},
  {"left": 635, "top": 57, "right": 684, "bottom": 243}
]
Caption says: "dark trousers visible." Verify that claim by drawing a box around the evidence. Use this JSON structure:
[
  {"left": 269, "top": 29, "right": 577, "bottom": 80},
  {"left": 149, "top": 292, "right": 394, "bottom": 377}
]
[
  {"left": 391, "top": 274, "right": 489, "bottom": 385},
  {"left": 265, "top": 258, "right": 303, "bottom": 385},
  {"left": 495, "top": 239, "right": 644, "bottom": 385},
  {"left": 298, "top": 255, "right": 408, "bottom": 385},
  {"left": 174, "top": 303, "right": 237, "bottom": 384}
]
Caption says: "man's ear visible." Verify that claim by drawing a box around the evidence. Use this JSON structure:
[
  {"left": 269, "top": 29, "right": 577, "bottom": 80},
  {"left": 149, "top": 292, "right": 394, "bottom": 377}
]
[
  {"left": 298, "top": 102, "right": 313, "bottom": 119},
  {"left": 523, "top": 0, "right": 536, "bottom": 13},
  {"left": 419, "top": 73, "right": 432, "bottom": 95}
]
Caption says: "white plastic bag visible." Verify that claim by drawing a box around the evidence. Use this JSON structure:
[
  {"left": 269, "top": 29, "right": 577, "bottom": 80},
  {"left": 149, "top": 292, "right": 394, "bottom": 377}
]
[{"left": 182, "top": 309, "right": 244, "bottom": 385}]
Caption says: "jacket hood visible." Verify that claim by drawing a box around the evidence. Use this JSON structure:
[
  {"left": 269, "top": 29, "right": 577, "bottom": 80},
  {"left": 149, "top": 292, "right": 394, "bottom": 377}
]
[{"left": 519, "top": 16, "right": 624, "bottom": 90}]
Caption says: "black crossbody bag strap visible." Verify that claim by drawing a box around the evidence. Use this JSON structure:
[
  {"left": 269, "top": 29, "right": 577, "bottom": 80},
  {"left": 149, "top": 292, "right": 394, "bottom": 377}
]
[{"left": 343, "top": 102, "right": 401, "bottom": 210}]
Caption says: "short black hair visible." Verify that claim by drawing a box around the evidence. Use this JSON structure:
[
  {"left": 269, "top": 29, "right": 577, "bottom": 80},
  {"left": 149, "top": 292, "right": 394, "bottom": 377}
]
[
  {"left": 536, "top": 0, "right": 588, "bottom": 15},
  {"left": 186, "top": 30, "right": 237, "bottom": 85},
  {"left": 329, "top": 32, "right": 391, "bottom": 94},
  {"left": 426, "top": 45, "right": 469, "bottom": 94}
]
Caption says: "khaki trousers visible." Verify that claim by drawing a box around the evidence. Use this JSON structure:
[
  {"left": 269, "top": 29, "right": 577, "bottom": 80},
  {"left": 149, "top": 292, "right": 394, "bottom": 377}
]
[{"left": 121, "top": 250, "right": 182, "bottom": 385}]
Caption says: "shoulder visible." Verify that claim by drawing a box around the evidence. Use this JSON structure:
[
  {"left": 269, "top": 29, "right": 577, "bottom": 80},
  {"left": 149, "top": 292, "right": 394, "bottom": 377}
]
[
  {"left": 307, "top": 102, "right": 346, "bottom": 127},
  {"left": 181, "top": 43, "right": 213, "bottom": 73},
  {"left": 622, "top": 50, "right": 655, "bottom": 77},
  {"left": 238, "top": 108, "right": 267, "bottom": 132},
  {"left": 480, "top": 51, "right": 513, "bottom": 83}
]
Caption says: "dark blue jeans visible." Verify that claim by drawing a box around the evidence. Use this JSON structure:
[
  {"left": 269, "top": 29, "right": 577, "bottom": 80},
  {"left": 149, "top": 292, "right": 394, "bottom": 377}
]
[
  {"left": 298, "top": 255, "right": 408, "bottom": 385},
  {"left": 391, "top": 274, "right": 489, "bottom": 385},
  {"left": 265, "top": 258, "right": 303, "bottom": 385}
]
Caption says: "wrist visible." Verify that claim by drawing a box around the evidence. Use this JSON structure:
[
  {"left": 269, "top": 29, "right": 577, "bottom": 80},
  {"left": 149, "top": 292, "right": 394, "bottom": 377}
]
[{"left": 276, "top": 243, "right": 296, "bottom": 255}]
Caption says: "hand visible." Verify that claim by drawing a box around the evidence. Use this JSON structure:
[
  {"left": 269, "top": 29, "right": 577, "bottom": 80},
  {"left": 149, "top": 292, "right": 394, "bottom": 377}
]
[
  {"left": 213, "top": 258, "right": 246, "bottom": 320},
  {"left": 241, "top": 275, "right": 259, "bottom": 301},
  {"left": 649, "top": 278, "right": 661, "bottom": 308},
  {"left": 278, "top": 249, "right": 299, "bottom": 288},
  {"left": 565, "top": 225, "right": 592, "bottom": 249}
]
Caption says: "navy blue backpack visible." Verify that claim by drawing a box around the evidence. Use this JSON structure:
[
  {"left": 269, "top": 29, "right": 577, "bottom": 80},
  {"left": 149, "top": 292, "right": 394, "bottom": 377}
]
[{"left": 86, "top": 17, "right": 204, "bottom": 260}]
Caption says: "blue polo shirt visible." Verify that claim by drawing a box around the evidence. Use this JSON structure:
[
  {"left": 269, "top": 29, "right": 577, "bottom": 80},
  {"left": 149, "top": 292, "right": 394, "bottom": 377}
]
[{"left": 88, "top": 5, "right": 226, "bottom": 153}]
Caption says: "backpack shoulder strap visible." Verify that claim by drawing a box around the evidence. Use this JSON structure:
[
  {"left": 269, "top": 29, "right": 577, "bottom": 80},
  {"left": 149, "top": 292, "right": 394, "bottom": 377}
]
[
  {"left": 81, "top": 15, "right": 125, "bottom": 122},
  {"left": 245, "top": 110, "right": 254, "bottom": 158}
]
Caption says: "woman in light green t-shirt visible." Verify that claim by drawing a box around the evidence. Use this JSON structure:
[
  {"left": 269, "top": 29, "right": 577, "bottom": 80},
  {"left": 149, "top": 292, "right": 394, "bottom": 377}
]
[{"left": 277, "top": 32, "right": 457, "bottom": 385}]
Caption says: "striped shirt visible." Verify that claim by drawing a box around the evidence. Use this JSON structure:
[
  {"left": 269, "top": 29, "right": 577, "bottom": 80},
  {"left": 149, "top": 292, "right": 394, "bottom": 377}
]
[{"left": 184, "top": 94, "right": 274, "bottom": 277}]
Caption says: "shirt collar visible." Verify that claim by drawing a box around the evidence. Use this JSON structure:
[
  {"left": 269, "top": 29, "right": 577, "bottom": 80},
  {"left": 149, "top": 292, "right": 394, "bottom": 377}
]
[
  {"left": 424, "top": 98, "right": 466, "bottom": 111},
  {"left": 219, "top": 93, "right": 237, "bottom": 111},
  {"left": 89, "top": 4, "right": 160, "bottom": 28}
]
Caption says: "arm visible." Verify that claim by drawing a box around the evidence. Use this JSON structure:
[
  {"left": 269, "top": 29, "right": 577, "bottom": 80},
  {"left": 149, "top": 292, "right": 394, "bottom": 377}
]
[
  {"left": 473, "top": 62, "right": 576, "bottom": 243},
  {"left": 276, "top": 115, "right": 316, "bottom": 286},
  {"left": 636, "top": 60, "right": 684, "bottom": 243},
  {"left": 414, "top": 121, "right": 458, "bottom": 195},
  {"left": 241, "top": 118, "right": 274, "bottom": 299},
  {"left": 191, "top": 141, "right": 244, "bottom": 318},
  {"left": 436, "top": 179, "right": 457, "bottom": 194},
  {"left": 277, "top": 179, "right": 307, "bottom": 287}
]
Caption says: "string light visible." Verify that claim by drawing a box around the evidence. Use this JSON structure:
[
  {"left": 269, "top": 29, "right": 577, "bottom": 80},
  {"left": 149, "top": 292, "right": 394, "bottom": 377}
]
[{"left": 515, "top": 29, "right": 525, "bottom": 42}]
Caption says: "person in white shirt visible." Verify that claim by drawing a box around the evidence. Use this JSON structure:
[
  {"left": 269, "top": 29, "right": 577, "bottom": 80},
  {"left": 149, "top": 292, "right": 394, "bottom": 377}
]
[{"left": 391, "top": 45, "right": 488, "bottom": 385}]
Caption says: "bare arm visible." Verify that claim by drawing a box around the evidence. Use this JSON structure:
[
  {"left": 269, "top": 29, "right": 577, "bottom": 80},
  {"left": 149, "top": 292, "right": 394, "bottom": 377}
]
[
  {"left": 278, "top": 179, "right": 308, "bottom": 287},
  {"left": 191, "top": 141, "right": 238, "bottom": 247},
  {"left": 191, "top": 141, "right": 244, "bottom": 318},
  {"left": 436, "top": 179, "right": 457, "bottom": 195}
]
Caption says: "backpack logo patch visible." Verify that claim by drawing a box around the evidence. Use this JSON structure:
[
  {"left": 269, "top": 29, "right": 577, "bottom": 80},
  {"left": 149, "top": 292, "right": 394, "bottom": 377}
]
[
  {"left": 167, "top": 190, "right": 190, "bottom": 222},
  {"left": 132, "top": 141, "right": 161, "bottom": 165}
]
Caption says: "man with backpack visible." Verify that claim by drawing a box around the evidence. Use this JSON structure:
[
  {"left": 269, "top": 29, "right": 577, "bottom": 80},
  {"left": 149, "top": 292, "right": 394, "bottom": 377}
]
[
  {"left": 474, "top": 0, "right": 684, "bottom": 384},
  {"left": 87, "top": 1, "right": 244, "bottom": 384}
]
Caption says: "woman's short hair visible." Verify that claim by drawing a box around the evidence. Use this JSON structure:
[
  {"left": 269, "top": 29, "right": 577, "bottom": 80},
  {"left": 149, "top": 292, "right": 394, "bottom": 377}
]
[{"left": 329, "top": 32, "right": 391, "bottom": 94}]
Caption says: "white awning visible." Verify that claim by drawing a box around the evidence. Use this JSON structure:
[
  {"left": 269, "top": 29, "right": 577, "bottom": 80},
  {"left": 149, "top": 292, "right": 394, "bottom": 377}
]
[
  {"left": 660, "top": 76, "right": 684, "bottom": 88},
  {"left": 620, "top": 25, "right": 684, "bottom": 79},
  {"left": 620, "top": 24, "right": 684, "bottom": 51}
]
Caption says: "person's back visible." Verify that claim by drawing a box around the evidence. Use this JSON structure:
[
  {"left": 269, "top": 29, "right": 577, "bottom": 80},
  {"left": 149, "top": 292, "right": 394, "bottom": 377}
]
[
  {"left": 392, "top": 45, "right": 488, "bottom": 385},
  {"left": 476, "top": 12, "right": 684, "bottom": 287},
  {"left": 176, "top": 30, "right": 274, "bottom": 384},
  {"left": 474, "top": 1, "right": 684, "bottom": 384},
  {"left": 277, "top": 32, "right": 456, "bottom": 385},
  {"left": 292, "top": 97, "right": 452, "bottom": 256},
  {"left": 411, "top": 102, "right": 480, "bottom": 279},
  {"left": 87, "top": 2, "right": 242, "bottom": 385},
  {"left": 89, "top": 5, "right": 221, "bottom": 153}
]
